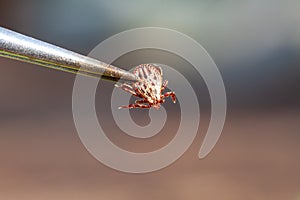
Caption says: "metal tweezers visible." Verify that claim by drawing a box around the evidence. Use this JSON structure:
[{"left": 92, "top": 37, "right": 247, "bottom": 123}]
[{"left": 0, "top": 26, "right": 138, "bottom": 83}]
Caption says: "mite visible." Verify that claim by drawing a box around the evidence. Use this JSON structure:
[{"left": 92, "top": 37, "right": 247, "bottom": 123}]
[{"left": 115, "top": 64, "right": 176, "bottom": 109}]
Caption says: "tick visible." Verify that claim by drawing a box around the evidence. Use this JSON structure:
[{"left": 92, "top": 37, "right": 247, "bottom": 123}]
[{"left": 115, "top": 64, "right": 176, "bottom": 109}]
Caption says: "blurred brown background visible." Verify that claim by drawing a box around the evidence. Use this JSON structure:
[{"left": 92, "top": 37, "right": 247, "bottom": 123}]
[{"left": 0, "top": 0, "right": 300, "bottom": 199}]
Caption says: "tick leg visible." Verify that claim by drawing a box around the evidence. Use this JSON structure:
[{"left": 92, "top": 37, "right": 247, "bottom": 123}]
[
  {"left": 115, "top": 83, "right": 137, "bottom": 96},
  {"left": 161, "top": 80, "right": 168, "bottom": 91},
  {"left": 163, "top": 91, "right": 176, "bottom": 103},
  {"left": 135, "top": 99, "right": 148, "bottom": 104},
  {"left": 134, "top": 88, "right": 146, "bottom": 99},
  {"left": 118, "top": 103, "right": 151, "bottom": 109}
]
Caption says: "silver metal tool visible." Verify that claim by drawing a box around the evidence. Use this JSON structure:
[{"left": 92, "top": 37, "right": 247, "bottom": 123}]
[{"left": 0, "top": 27, "right": 138, "bottom": 82}]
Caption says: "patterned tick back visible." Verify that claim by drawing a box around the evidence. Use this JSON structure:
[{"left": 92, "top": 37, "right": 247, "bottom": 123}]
[{"left": 116, "top": 64, "right": 176, "bottom": 109}]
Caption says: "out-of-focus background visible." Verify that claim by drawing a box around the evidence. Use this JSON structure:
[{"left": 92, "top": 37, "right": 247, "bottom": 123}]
[{"left": 0, "top": 0, "right": 299, "bottom": 199}]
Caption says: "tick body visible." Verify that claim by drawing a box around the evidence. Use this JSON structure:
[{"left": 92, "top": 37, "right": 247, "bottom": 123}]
[{"left": 116, "top": 64, "right": 176, "bottom": 109}]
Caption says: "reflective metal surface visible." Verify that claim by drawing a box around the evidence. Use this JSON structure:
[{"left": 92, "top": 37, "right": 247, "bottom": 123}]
[{"left": 0, "top": 27, "right": 138, "bottom": 82}]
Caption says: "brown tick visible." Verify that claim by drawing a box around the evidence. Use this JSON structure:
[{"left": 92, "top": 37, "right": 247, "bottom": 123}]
[{"left": 115, "top": 64, "right": 176, "bottom": 109}]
